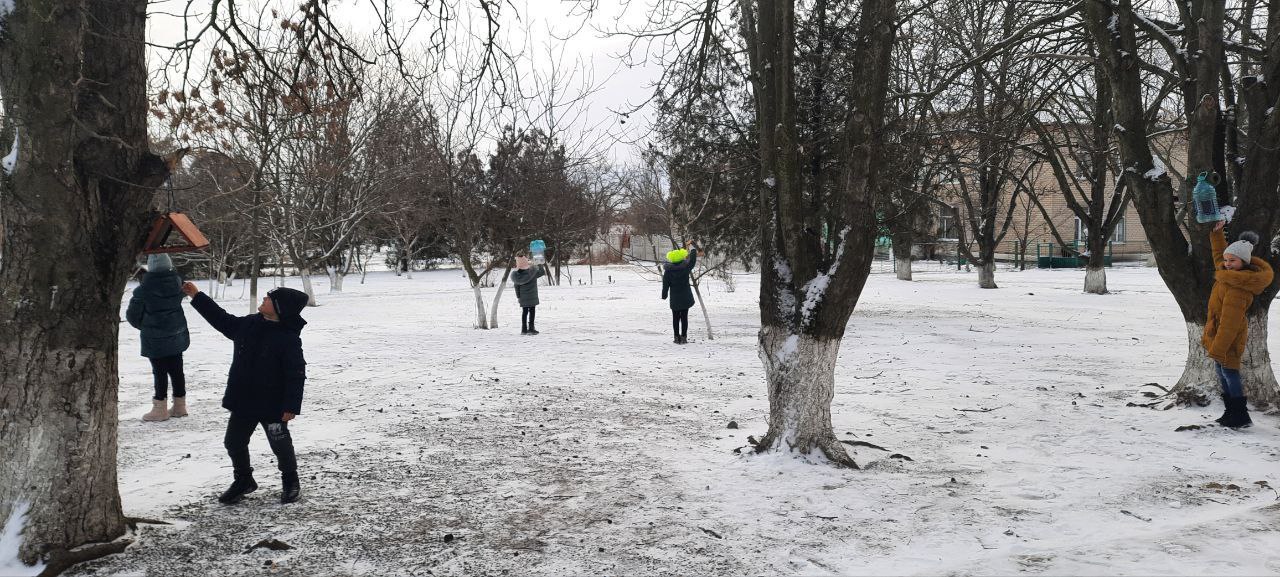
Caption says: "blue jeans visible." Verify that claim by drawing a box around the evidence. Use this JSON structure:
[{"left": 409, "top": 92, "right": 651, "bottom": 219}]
[{"left": 1215, "top": 363, "right": 1245, "bottom": 398}]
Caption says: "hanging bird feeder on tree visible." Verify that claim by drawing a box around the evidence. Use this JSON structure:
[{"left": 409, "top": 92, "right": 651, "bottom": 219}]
[
  {"left": 1191, "top": 171, "right": 1225, "bottom": 224},
  {"left": 530, "top": 239, "right": 547, "bottom": 264},
  {"left": 141, "top": 180, "right": 209, "bottom": 255}
]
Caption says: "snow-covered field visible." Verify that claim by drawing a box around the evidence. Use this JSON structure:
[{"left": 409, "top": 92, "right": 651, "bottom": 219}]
[{"left": 73, "top": 263, "right": 1280, "bottom": 576}]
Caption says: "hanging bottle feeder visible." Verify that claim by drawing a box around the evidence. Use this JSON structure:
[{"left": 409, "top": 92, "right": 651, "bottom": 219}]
[
  {"left": 1192, "top": 171, "right": 1225, "bottom": 224},
  {"left": 530, "top": 239, "right": 547, "bottom": 264},
  {"left": 141, "top": 180, "right": 209, "bottom": 254}
]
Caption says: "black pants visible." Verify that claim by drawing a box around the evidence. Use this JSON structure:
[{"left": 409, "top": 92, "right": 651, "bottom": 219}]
[
  {"left": 149, "top": 354, "right": 186, "bottom": 400},
  {"left": 672, "top": 308, "right": 689, "bottom": 338},
  {"left": 225, "top": 414, "right": 297, "bottom": 480},
  {"left": 522, "top": 306, "right": 537, "bottom": 332}
]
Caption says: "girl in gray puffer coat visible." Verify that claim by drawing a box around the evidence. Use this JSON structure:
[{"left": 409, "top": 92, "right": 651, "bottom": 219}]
[
  {"left": 126, "top": 254, "right": 192, "bottom": 421},
  {"left": 512, "top": 254, "right": 546, "bottom": 335}
]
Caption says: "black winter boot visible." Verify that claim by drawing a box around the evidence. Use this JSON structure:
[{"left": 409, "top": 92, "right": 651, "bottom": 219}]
[
  {"left": 1219, "top": 396, "right": 1253, "bottom": 429},
  {"left": 218, "top": 474, "right": 258, "bottom": 504},
  {"left": 1214, "top": 395, "right": 1230, "bottom": 424},
  {"left": 281, "top": 471, "right": 301, "bottom": 504}
]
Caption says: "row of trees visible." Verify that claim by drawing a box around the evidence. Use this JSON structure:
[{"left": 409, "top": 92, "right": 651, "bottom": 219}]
[
  {"left": 631, "top": 0, "right": 1278, "bottom": 462},
  {"left": 2, "top": 0, "right": 1279, "bottom": 572},
  {"left": 156, "top": 29, "right": 615, "bottom": 328}
]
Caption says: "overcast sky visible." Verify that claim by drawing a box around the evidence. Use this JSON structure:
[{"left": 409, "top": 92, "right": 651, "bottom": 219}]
[{"left": 145, "top": 0, "right": 669, "bottom": 164}]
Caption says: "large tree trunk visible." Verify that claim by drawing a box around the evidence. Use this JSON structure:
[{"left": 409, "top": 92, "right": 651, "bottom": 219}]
[
  {"left": 1242, "top": 312, "right": 1280, "bottom": 408},
  {"left": 1084, "top": 266, "right": 1108, "bottom": 295},
  {"left": 742, "top": 0, "right": 896, "bottom": 467},
  {"left": 755, "top": 327, "right": 850, "bottom": 464},
  {"left": 1173, "top": 322, "right": 1220, "bottom": 403},
  {"left": 978, "top": 261, "right": 997, "bottom": 289},
  {"left": 0, "top": 0, "right": 171, "bottom": 569},
  {"left": 892, "top": 231, "right": 913, "bottom": 281},
  {"left": 1084, "top": 232, "right": 1108, "bottom": 294}
]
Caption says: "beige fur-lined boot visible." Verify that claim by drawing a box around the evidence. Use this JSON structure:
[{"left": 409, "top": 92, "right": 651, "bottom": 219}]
[
  {"left": 170, "top": 396, "right": 188, "bottom": 418},
  {"left": 142, "top": 399, "right": 169, "bottom": 422}
]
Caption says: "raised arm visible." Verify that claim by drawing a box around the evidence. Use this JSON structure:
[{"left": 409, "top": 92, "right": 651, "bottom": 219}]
[
  {"left": 187, "top": 289, "right": 244, "bottom": 340},
  {"left": 1210, "top": 223, "right": 1227, "bottom": 270}
]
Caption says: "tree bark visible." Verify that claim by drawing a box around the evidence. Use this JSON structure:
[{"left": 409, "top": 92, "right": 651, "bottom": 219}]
[
  {"left": 0, "top": 0, "right": 171, "bottom": 568},
  {"left": 1174, "top": 322, "right": 1220, "bottom": 404},
  {"left": 299, "top": 266, "right": 317, "bottom": 306},
  {"left": 470, "top": 284, "right": 489, "bottom": 329},
  {"left": 743, "top": 0, "right": 896, "bottom": 466},
  {"left": 692, "top": 280, "right": 715, "bottom": 340},
  {"left": 1241, "top": 312, "right": 1280, "bottom": 408},
  {"left": 978, "top": 261, "right": 997, "bottom": 289},
  {"left": 756, "top": 327, "right": 851, "bottom": 465},
  {"left": 892, "top": 231, "right": 913, "bottom": 281},
  {"left": 488, "top": 265, "right": 514, "bottom": 329},
  {"left": 1084, "top": 266, "right": 1108, "bottom": 295}
]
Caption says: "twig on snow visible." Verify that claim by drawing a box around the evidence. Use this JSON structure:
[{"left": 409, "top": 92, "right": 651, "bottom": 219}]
[{"left": 1120, "top": 509, "right": 1151, "bottom": 522}]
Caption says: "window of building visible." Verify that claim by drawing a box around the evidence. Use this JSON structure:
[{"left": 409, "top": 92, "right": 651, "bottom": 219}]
[{"left": 938, "top": 207, "right": 958, "bottom": 240}]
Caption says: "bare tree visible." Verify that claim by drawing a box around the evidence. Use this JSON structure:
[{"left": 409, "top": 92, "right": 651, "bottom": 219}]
[
  {"left": 0, "top": 1, "right": 182, "bottom": 571},
  {"left": 1084, "top": 0, "right": 1280, "bottom": 405}
]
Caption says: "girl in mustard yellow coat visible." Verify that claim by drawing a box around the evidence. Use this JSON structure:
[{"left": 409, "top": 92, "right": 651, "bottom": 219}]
[{"left": 1203, "top": 220, "right": 1273, "bottom": 428}]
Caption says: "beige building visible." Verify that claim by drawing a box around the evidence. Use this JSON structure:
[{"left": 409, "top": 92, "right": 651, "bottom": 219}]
[{"left": 929, "top": 131, "right": 1189, "bottom": 266}]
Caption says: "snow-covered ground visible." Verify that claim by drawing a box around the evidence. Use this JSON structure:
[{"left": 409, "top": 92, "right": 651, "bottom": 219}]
[{"left": 73, "top": 263, "right": 1280, "bottom": 576}]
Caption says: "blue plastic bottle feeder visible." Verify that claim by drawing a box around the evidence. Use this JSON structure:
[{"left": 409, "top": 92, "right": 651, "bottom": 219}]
[
  {"left": 530, "top": 239, "right": 546, "bottom": 264},
  {"left": 1193, "top": 172, "right": 1224, "bottom": 223}
]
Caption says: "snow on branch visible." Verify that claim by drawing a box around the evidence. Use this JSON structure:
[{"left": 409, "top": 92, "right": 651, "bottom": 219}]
[
  {"left": 1143, "top": 155, "right": 1167, "bottom": 181},
  {"left": 799, "top": 226, "right": 850, "bottom": 329},
  {"left": 2, "top": 130, "right": 18, "bottom": 175}
]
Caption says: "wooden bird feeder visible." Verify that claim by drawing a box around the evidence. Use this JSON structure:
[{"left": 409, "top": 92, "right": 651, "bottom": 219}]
[{"left": 141, "top": 212, "right": 210, "bottom": 254}]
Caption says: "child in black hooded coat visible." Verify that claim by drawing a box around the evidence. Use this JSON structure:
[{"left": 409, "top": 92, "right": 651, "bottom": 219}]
[{"left": 183, "top": 282, "right": 310, "bottom": 505}]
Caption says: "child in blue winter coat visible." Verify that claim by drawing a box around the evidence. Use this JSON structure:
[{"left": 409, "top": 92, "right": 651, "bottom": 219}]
[{"left": 126, "top": 254, "right": 191, "bottom": 421}]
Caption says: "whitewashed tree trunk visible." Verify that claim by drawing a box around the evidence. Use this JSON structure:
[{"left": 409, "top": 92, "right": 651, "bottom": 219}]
[
  {"left": 489, "top": 279, "right": 508, "bottom": 329},
  {"left": 216, "top": 269, "right": 228, "bottom": 299},
  {"left": 895, "top": 256, "right": 912, "bottom": 281},
  {"left": 330, "top": 264, "right": 345, "bottom": 294},
  {"left": 471, "top": 284, "right": 489, "bottom": 329},
  {"left": 756, "top": 326, "right": 854, "bottom": 466},
  {"left": 978, "top": 261, "right": 997, "bottom": 289},
  {"left": 1084, "top": 266, "right": 1107, "bottom": 295},
  {"left": 300, "top": 266, "right": 317, "bottom": 306},
  {"left": 1241, "top": 313, "right": 1280, "bottom": 408},
  {"left": 1172, "top": 322, "right": 1221, "bottom": 404}
]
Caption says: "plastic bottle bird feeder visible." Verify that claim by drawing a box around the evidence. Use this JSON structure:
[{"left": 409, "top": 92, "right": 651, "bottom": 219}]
[
  {"left": 530, "top": 239, "right": 546, "bottom": 264},
  {"left": 1192, "top": 171, "right": 1225, "bottom": 224},
  {"left": 141, "top": 212, "right": 210, "bottom": 254}
]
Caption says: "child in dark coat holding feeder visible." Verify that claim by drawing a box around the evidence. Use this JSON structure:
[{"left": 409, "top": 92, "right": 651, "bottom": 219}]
[
  {"left": 182, "top": 281, "right": 310, "bottom": 504},
  {"left": 1204, "top": 219, "right": 1273, "bottom": 428},
  {"left": 127, "top": 254, "right": 192, "bottom": 421},
  {"left": 662, "top": 241, "right": 698, "bottom": 344},
  {"left": 512, "top": 254, "right": 546, "bottom": 335}
]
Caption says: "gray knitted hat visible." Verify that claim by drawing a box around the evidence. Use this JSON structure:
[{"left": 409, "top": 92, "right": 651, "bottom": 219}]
[
  {"left": 1224, "top": 231, "right": 1259, "bottom": 263},
  {"left": 147, "top": 254, "right": 174, "bottom": 273}
]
